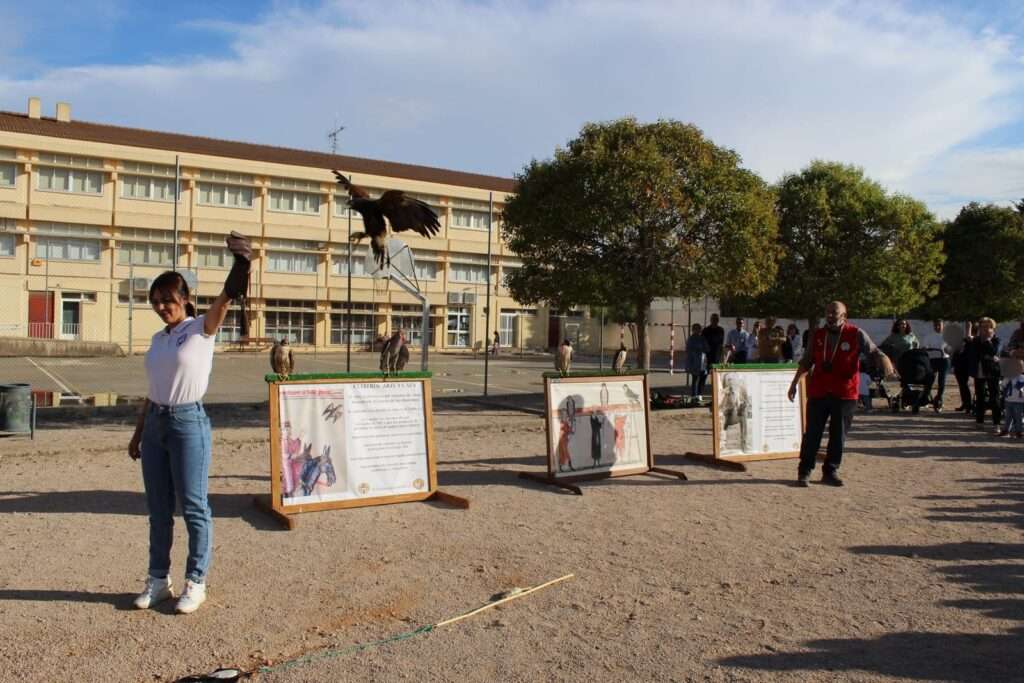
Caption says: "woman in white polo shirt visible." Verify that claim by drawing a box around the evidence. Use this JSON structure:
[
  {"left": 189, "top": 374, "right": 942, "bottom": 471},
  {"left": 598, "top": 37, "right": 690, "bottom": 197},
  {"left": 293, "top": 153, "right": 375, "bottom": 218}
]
[{"left": 128, "top": 233, "right": 250, "bottom": 614}]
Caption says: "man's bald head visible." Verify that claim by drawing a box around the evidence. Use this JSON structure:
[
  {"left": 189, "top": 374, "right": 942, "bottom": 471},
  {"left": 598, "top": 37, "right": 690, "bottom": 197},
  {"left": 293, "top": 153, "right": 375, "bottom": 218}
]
[{"left": 825, "top": 301, "right": 847, "bottom": 330}]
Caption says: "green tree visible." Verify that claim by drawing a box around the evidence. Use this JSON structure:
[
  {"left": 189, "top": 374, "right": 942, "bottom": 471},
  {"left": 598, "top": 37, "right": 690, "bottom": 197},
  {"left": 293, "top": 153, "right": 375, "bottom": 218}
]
[
  {"left": 735, "top": 161, "right": 944, "bottom": 325},
  {"left": 502, "top": 118, "right": 779, "bottom": 368},
  {"left": 930, "top": 202, "right": 1024, "bottom": 321}
]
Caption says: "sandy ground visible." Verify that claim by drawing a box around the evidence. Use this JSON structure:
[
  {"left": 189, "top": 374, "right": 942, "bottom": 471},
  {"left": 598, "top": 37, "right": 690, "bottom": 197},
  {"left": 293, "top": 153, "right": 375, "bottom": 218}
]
[{"left": 0, "top": 400, "right": 1022, "bottom": 683}]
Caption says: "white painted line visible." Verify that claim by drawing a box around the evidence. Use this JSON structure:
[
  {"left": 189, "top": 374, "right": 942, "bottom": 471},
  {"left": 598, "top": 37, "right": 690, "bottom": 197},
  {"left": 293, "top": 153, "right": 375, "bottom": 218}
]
[{"left": 25, "top": 357, "right": 77, "bottom": 395}]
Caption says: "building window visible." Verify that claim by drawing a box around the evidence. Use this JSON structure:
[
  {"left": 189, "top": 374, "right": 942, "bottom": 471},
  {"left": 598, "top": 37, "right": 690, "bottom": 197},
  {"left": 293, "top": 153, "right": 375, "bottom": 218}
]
[
  {"left": 451, "top": 209, "right": 491, "bottom": 230},
  {"left": 446, "top": 306, "right": 470, "bottom": 347},
  {"left": 122, "top": 175, "right": 179, "bottom": 201},
  {"left": 449, "top": 261, "right": 489, "bottom": 283},
  {"left": 268, "top": 189, "right": 321, "bottom": 214},
  {"left": 334, "top": 199, "right": 351, "bottom": 218},
  {"left": 0, "top": 163, "right": 15, "bottom": 187},
  {"left": 37, "top": 166, "right": 104, "bottom": 194},
  {"left": 197, "top": 296, "right": 242, "bottom": 342},
  {"left": 194, "top": 245, "right": 230, "bottom": 268},
  {"left": 331, "top": 248, "right": 371, "bottom": 276},
  {"left": 118, "top": 242, "right": 175, "bottom": 266},
  {"left": 265, "top": 303, "right": 315, "bottom": 345},
  {"left": 267, "top": 251, "right": 317, "bottom": 273},
  {"left": 0, "top": 233, "right": 14, "bottom": 256},
  {"left": 36, "top": 236, "right": 101, "bottom": 261},
  {"left": 197, "top": 182, "right": 254, "bottom": 208},
  {"left": 330, "top": 312, "right": 376, "bottom": 346},
  {"left": 391, "top": 314, "right": 435, "bottom": 347}
]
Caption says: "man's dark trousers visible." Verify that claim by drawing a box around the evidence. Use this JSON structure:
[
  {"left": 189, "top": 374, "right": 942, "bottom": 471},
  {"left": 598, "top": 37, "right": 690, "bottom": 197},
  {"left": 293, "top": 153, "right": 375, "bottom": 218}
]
[{"left": 798, "top": 395, "right": 856, "bottom": 476}]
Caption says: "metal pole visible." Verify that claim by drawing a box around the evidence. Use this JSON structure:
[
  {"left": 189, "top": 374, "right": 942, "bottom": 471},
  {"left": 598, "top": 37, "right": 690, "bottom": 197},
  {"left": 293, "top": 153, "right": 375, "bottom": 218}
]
[
  {"left": 128, "top": 261, "right": 134, "bottom": 356},
  {"left": 44, "top": 252, "right": 49, "bottom": 338},
  {"left": 599, "top": 310, "right": 605, "bottom": 370},
  {"left": 346, "top": 175, "right": 353, "bottom": 373},
  {"left": 173, "top": 155, "right": 179, "bottom": 271},
  {"left": 314, "top": 256, "right": 319, "bottom": 360},
  {"left": 483, "top": 192, "right": 493, "bottom": 397},
  {"left": 669, "top": 298, "right": 675, "bottom": 375}
]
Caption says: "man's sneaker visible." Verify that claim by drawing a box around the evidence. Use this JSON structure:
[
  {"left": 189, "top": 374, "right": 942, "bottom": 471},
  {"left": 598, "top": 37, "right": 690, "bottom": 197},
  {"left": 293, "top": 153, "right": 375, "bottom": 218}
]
[
  {"left": 795, "top": 473, "right": 810, "bottom": 488},
  {"left": 175, "top": 580, "right": 207, "bottom": 614},
  {"left": 996, "top": 429, "right": 1009, "bottom": 437},
  {"left": 134, "top": 575, "right": 174, "bottom": 610},
  {"left": 822, "top": 473, "right": 845, "bottom": 487}
]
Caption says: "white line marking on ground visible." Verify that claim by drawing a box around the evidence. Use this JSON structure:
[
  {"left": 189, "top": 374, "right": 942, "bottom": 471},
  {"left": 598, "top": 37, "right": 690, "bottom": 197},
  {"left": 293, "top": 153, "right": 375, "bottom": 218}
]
[{"left": 25, "top": 357, "right": 77, "bottom": 395}]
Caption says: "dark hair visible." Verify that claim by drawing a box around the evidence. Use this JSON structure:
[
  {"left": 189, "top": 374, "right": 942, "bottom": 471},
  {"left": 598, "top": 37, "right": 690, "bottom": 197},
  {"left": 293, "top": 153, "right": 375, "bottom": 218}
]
[{"left": 149, "top": 271, "right": 196, "bottom": 318}]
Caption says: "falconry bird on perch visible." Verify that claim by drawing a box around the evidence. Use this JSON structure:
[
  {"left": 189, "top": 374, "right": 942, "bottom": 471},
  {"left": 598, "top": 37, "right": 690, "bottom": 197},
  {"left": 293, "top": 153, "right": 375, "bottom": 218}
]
[
  {"left": 395, "top": 344, "right": 410, "bottom": 371},
  {"left": 333, "top": 171, "right": 441, "bottom": 268},
  {"left": 555, "top": 339, "right": 573, "bottom": 377},
  {"left": 380, "top": 330, "right": 406, "bottom": 376},
  {"left": 612, "top": 343, "right": 627, "bottom": 373},
  {"left": 271, "top": 339, "right": 294, "bottom": 380}
]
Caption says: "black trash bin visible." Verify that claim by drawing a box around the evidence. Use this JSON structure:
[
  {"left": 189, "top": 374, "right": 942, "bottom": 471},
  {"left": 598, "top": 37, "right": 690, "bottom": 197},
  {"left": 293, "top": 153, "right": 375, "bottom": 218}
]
[{"left": 0, "top": 383, "right": 33, "bottom": 436}]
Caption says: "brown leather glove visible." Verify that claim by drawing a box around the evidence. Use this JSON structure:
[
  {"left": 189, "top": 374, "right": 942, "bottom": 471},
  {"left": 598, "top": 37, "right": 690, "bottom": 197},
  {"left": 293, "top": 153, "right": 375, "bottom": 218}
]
[{"left": 224, "top": 231, "right": 251, "bottom": 299}]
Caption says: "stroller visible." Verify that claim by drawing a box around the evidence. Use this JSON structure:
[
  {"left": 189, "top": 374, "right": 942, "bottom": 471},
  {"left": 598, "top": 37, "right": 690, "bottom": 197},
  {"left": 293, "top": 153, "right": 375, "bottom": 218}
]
[{"left": 892, "top": 348, "right": 935, "bottom": 413}]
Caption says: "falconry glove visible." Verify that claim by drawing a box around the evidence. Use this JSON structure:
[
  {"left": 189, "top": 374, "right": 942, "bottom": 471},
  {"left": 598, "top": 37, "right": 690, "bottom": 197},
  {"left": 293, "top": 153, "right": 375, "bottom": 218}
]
[{"left": 224, "top": 231, "right": 252, "bottom": 300}]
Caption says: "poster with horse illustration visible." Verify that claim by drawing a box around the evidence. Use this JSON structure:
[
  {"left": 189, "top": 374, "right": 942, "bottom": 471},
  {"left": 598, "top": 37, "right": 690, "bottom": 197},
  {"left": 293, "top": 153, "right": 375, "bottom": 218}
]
[
  {"left": 544, "top": 374, "right": 652, "bottom": 480},
  {"left": 268, "top": 376, "right": 436, "bottom": 515}
]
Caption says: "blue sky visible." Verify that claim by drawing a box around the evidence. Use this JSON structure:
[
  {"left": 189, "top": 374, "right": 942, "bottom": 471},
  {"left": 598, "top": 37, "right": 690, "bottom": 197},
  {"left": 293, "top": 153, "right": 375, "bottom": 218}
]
[{"left": 1, "top": 0, "right": 1023, "bottom": 218}]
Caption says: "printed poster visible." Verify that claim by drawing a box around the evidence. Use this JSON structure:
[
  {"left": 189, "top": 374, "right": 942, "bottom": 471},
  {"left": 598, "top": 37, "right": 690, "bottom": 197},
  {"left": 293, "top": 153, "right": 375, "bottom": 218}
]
[
  {"left": 713, "top": 368, "right": 803, "bottom": 460},
  {"left": 277, "top": 381, "right": 430, "bottom": 506},
  {"left": 546, "top": 376, "right": 650, "bottom": 479}
]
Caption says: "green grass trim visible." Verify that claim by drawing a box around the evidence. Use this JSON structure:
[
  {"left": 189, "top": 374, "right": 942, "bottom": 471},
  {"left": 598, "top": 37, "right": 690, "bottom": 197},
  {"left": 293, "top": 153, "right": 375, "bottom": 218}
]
[
  {"left": 265, "top": 371, "right": 433, "bottom": 383},
  {"left": 710, "top": 363, "right": 799, "bottom": 371},
  {"left": 542, "top": 370, "right": 649, "bottom": 379}
]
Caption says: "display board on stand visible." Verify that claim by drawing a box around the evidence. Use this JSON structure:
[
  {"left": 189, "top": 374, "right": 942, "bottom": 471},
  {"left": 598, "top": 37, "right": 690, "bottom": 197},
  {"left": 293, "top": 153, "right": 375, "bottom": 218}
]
[
  {"left": 258, "top": 372, "right": 468, "bottom": 528},
  {"left": 519, "top": 372, "right": 686, "bottom": 494},
  {"left": 686, "top": 364, "right": 806, "bottom": 471}
]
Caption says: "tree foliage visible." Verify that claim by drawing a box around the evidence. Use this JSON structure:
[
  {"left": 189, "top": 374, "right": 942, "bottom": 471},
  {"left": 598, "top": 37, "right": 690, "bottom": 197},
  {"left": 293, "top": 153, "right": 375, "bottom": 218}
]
[
  {"left": 729, "top": 161, "right": 944, "bottom": 323},
  {"left": 502, "top": 118, "right": 779, "bottom": 368},
  {"left": 929, "top": 202, "right": 1024, "bottom": 321}
]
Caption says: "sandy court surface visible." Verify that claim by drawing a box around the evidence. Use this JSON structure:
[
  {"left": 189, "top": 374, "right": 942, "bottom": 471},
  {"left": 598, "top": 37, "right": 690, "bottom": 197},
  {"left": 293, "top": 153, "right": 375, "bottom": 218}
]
[{"left": 0, "top": 402, "right": 1022, "bottom": 682}]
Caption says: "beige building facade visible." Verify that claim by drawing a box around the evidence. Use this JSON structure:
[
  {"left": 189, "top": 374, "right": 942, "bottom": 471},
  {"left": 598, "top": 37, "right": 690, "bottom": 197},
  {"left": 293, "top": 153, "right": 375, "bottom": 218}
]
[{"left": 0, "top": 98, "right": 564, "bottom": 354}]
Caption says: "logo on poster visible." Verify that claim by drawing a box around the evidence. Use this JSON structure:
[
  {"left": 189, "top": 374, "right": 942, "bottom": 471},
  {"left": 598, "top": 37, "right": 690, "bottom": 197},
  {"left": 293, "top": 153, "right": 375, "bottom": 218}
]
[
  {"left": 413, "top": 478, "right": 424, "bottom": 490},
  {"left": 357, "top": 482, "right": 370, "bottom": 495}
]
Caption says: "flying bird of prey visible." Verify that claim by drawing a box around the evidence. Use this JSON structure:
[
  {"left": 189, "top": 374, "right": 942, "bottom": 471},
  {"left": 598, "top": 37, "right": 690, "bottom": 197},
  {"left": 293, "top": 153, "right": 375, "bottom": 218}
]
[
  {"left": 612, "top": 343, "right": 627, "bottom": 373},
  {"left": 380, "top": 329, "right": 406, "bottom": 376},
  {"left": 321, "top": 402, "right": 342, "bottom": 423},
  {"left": 271, "top": 339, "right": 294, "bottom": 380},
  {"left": 333, "top": 171, "right": 441, "bottom": 268},
  {"left": 555, "top": 339, "right": 573, "bottom": 377}
]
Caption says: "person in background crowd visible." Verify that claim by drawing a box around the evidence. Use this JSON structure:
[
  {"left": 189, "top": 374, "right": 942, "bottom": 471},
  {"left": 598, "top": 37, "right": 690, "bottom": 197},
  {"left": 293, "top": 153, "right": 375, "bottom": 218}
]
[
  {"left": 998, "top": 358, "right": 1024, "bottom": 438},
  {"left": 967, "top": 317, "right": 1002, "bottom": 428},
  {"left": 802, "top": 319, "right": 817, "bottom": 352},
  {"left": 952, "top": 321, "right": 975, "bottom": 412},
  {"left": 685, "top": 323, "right": 710, "bottom": 404},
  {"left": 920, "top": 320, "right": 951, "bottom": 411},
  {"left": 747, "top": 320, "right": 762, "bottom": 362},
  {"left": 1008, "top": 320, "right": 1024, "bottom": 354},
  {"left": 784, "top": 323, "right": 802, "bottom": 362},
  {"left": 758, "top": 317, "right": 787, "bottom": 363},
  {"left": 788, "top": 301, "right": 895, "bottom": 488},
  {"left": 491, "top": 330, "right": 500, "bottom": 356},
  {"left": 858, "top": 366, "right": 872, "bottom": 411},
  {"left": 701, "top": 313, "right": 726, "bottom": 367},
  {"left": 725, "top": 318, "right": 749, "bottom": 364},
  {"left": 881, "top": 319, "right": 919, "bottom": 364}
]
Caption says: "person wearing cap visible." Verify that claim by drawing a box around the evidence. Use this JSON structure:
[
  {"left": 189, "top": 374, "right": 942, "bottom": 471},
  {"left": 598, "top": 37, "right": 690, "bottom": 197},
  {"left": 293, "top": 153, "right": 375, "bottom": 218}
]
[
  {"left": 788, "top": 301, "right": 895, "bottom": 487},
  {"left": 127, "top": 232, "right": 251, "bottom": 614}
]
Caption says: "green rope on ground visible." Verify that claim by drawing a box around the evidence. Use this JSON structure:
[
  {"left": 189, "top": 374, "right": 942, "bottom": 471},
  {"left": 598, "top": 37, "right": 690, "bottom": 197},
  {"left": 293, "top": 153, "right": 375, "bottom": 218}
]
[
  {"left": 264, "top": 371, "right": 432, "bottom": 383},
  {"left": 256, "top": 624, "right": 435, "bottom": 675}
]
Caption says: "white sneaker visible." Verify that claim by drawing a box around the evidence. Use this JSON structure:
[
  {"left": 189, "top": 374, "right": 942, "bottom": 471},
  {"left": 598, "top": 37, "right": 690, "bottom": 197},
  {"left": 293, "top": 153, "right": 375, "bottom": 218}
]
[
  {"left": 175, "top": 580, "right": 207, "bottom": 614},
  {"left": 134, "top": 575, "right": 174, "bottom": 610}
]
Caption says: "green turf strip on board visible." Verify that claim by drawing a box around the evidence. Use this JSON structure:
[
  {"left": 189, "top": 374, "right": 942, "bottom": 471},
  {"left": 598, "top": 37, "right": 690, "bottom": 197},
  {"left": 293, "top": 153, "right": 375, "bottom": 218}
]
[
  {"left": 541, "top": 370, "right": 649, "bottom": 379},
  {"left": 710, "top": 363, "right": 799, "bottom": 370},
  {"left": 265, "top": 371, "right": 433, "bottom": 383}
]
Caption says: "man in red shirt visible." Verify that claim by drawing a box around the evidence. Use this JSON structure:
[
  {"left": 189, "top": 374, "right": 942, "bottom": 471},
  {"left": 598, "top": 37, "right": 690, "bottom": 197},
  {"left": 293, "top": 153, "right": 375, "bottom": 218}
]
[{"left": 788, "top": 301, "right": 895, "bottom": 487}]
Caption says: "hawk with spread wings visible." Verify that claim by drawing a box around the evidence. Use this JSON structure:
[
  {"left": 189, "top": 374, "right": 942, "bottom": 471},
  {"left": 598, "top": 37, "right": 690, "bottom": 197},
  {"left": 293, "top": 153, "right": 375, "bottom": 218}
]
[{"left": 333, "top": 171, "right": 441, "bottom": 268}]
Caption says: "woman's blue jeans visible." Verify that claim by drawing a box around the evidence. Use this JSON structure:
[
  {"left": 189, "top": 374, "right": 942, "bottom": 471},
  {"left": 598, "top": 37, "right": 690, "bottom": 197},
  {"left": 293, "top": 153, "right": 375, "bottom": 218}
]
[{"left": 141, "top": 402, "right": 213, "bottom": 583}]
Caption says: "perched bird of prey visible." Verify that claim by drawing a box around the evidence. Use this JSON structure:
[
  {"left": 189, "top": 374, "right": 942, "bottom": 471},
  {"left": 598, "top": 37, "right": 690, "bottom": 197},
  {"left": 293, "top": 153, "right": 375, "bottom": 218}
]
[
  {"left": 333, "top": 171, "right": 441, "bottom": 268},
  {"left": 555, "top": 339, "right": 573, "bottom": 377},
  {"left": 612, "top": 343, "right": 627, "bottom": 373},
  {"left": 380, "top": 330, "right": 406, "bottom": 376},
  {"left": 271, "top": 339, "right": 294, "bottom": 380},
  {"left": 395, "top": 344, "right": 410, "bottom": 371}
]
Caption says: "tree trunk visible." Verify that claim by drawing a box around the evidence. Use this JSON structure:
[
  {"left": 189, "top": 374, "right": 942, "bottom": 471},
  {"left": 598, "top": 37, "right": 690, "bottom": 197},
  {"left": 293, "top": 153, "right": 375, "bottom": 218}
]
[{"left": 636, "top": 303, "right": 651, "bottom": 369}]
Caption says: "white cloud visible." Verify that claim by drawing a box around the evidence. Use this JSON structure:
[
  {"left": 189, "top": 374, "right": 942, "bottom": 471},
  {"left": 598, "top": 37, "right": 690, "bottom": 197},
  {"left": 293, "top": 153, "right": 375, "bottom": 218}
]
[{"left": 1, "top": 0, "right": 1021, "bottom": 216}]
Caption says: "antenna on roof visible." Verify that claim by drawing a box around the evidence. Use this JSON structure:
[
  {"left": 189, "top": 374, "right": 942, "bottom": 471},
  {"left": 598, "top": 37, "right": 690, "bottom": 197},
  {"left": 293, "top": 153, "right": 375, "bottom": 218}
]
[{"left": 327, "top": 119, "right": 345, "bottom": 156}]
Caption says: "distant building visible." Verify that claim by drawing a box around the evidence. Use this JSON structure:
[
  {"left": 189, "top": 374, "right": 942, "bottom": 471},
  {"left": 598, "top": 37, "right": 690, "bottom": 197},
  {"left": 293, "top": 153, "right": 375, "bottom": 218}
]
[{"left": 0, "top": 97, "right": 556, "bottom": 353}]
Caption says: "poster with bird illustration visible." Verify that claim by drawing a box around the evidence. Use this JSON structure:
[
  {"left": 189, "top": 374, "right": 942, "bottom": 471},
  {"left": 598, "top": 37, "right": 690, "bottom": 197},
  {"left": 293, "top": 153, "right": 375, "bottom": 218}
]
[{"left": 545, "top": 375, "right": 651, "bottom": 480}]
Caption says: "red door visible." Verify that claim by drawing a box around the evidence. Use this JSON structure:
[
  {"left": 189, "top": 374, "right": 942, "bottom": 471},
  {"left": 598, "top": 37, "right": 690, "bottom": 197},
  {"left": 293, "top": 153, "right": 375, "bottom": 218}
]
[{"left": 28, "top": 292, "right": 54, "bottom": 338}]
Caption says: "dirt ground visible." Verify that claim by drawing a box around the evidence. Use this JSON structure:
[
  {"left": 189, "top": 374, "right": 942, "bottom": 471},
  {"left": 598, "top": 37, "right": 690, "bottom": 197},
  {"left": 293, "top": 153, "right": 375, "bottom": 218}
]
[{"left": 0, "top": 399, "right": 1022, "bottom": 683}]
